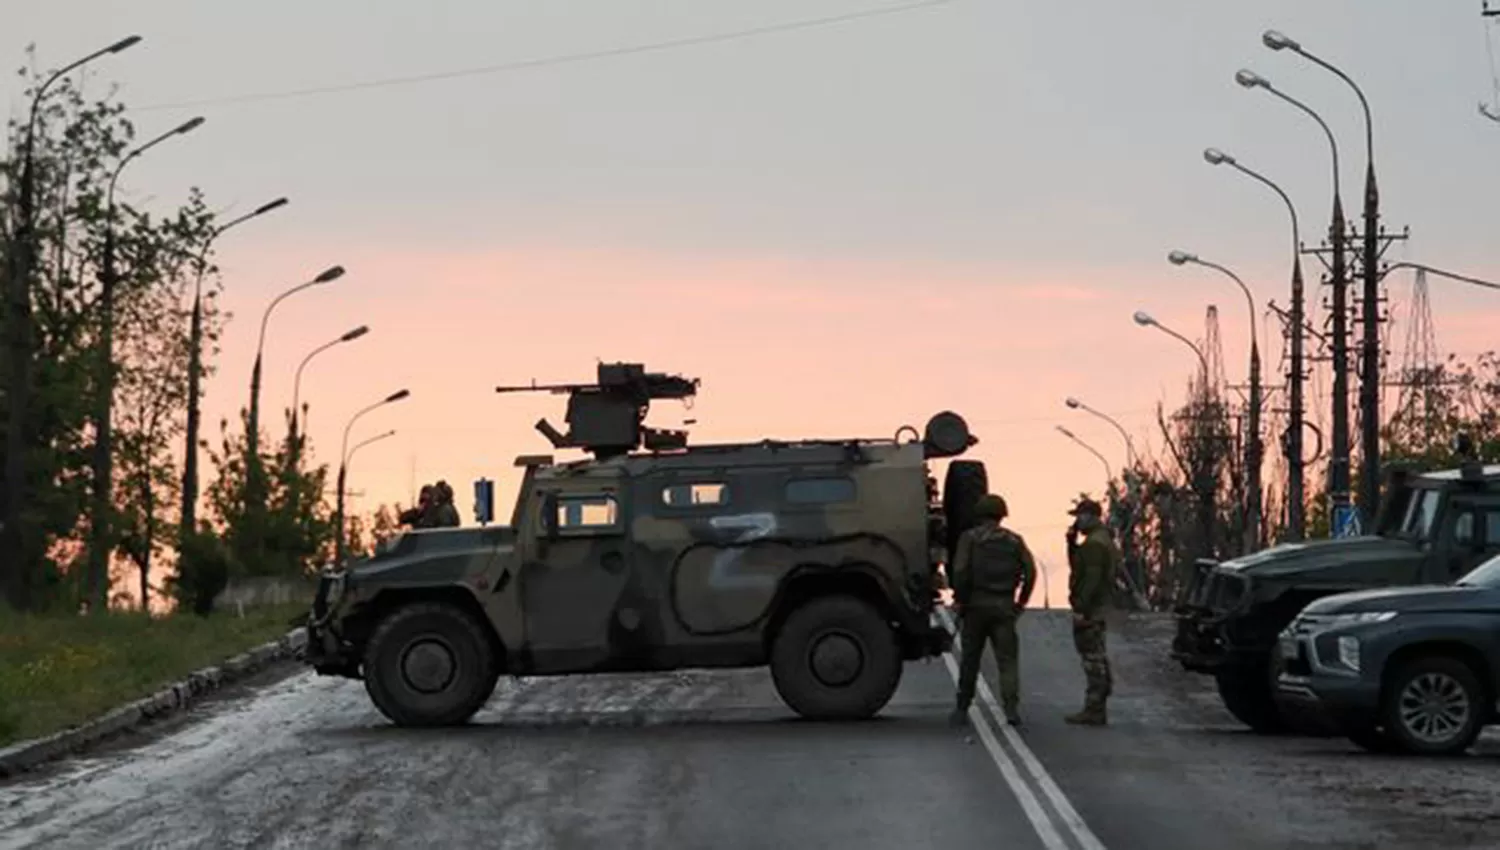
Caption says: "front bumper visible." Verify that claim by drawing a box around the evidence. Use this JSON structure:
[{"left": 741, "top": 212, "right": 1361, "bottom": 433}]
[
  {"left": 305, "top": 570, "right": 362, "bottom": 677},
  {"left": 1271, "top": 618, "right": 1380, "bottom": 728}
]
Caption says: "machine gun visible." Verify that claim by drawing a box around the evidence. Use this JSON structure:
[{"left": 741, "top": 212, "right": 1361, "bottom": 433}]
[{"left": 496, "top": 362, "right": 700, "bottom": 459}]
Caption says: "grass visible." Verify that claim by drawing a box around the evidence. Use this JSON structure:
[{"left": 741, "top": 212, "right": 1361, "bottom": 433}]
[{"left": 0, "top": 603, "right": 307, "bottom": 748}]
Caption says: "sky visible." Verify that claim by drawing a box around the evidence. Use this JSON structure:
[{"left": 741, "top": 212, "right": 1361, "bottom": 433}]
[{"left": 6, "top": 0, "right": 1500, "bottom": 607}]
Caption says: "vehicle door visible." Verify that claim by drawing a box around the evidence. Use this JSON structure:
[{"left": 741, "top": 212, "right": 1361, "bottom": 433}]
[
  {"left": 1437, "top": 498, "right": 1500, "bottom": 582},
  {"left": 519, "top": 483, "right": 632, "bottom": 673}
]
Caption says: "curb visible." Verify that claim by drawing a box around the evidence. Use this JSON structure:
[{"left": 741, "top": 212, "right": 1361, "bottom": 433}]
[{"left": 0, "top": 626, "right": 308, "bottom": 779}]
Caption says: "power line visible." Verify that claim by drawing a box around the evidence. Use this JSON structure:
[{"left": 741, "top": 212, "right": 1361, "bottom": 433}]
[{"left": 135, "top": 0, "right": 960, "bottom": 113}]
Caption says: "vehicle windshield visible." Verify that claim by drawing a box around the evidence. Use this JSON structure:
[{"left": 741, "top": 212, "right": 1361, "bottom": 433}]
[
  {"left": 1457, "top": 553, "right": 1500, "bottom": 588},
  {"left": 1397, "top": 487, "right": 1442, "bottom": 543}
]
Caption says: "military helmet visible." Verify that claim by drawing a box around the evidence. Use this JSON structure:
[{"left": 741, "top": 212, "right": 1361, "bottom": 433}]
[
  {"left": 974, "top": 493, "right": 1008, "bottom": 519},
  {"left": 1069, "top": 496, "right": 1103, "bottom": 517}
]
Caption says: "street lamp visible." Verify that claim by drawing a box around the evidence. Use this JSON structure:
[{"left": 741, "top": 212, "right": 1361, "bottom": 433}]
[
  {"left": 1263, "top": 27, "right": 1383, "bottom": 530},
  {"left": 1064, "top": 396, "right": 1137, "bottom": 467},
  {"left": 181, "top": 197, "right": 289, "bottom": 543},
  {"left": 2, "top": 35, "right": 141, "bottom": 610},
  {"left": 246, "top": 264, "right": 346, "bottom": 498},
  {"left": 1204, "top": 146, "right": 1309, "bottom": 541},
  {"left": 86, "top": 115, "right": 205, "bottom": 608},
  {"left": 1168, "top": 250, "right": 1265, "bottom": 551},
  {"left": 1235, "top": 66, "right": 1355, "bottom": 535},
  {"left": 339, "top": 428, "right": 396, "bottom": 557},
  {"left": 290, "top": 324, "right": 370, "bottom": 464},
  {"left": 336, "top": 389, "right": 410, "bottom": 567},
  {"left": 1056, "top": 425, "right": 1113, "bottom": 483},
  {"left": 1134, "top": 310, "right": 1211, "bottom": 382}
]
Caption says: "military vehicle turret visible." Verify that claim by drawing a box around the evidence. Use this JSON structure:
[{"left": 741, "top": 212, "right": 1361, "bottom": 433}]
[{"left": 305, "top": 362, "right": 986, "bottom": 727}]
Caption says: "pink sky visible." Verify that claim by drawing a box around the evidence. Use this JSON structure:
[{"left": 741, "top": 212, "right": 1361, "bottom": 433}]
[{"left": 173, "top": 238, "right": 1498, "bottom": 609}]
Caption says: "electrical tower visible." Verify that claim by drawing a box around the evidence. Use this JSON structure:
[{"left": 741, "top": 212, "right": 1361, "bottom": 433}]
[
  {"left": 1393, "top": 267, "right": 1442, "bottom": 425},
  {"left": 1204, "top": 305, "right": 1227, "bottom": 400}
]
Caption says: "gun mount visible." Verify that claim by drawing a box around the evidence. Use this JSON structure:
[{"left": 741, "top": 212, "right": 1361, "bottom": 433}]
[{"left": 497, "top": 362, "right": 700, "bottom": 459}]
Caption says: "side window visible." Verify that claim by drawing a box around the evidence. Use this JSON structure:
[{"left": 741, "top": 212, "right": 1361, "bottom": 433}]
[
  {"left": 1454, "top": 510, "right": 1476, "bottom": 547},
  {"left": 661, "top": 482, "right": 729, "bottom": 508},
  {"left": 554, "top": 494, "right": 620, "bottom": 533},
  {"left": 785, "top": 477, "right": 856, "bottom": 505},
  {"left": 1485, "top": 511, "right": 1500, "bottom": 548}
]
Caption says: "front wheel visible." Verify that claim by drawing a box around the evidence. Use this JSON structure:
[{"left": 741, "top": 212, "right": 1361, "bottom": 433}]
[
  {"left": 771, "top": 596, "right": 902, "bottom": 721},
  {"left": 1215, "top": 657, "right": 1289, "bottom": 734},
  {"left": 1379, "top": 656, "right": 1486, "bottom": 756},
  {"left": 362, "top": 601, "right": 500, "bottom": 727}
]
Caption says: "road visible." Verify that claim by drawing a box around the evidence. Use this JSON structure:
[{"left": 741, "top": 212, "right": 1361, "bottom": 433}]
[{"left": 3, "top": 610, "right": 1498, "bottom": 849}]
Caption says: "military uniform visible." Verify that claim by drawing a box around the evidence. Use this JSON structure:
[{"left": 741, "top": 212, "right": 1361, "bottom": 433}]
[
  {"left": 949, "top": 494, "right": 1037, "bottom": 726},
  {"left": 431, "top": 481, "right": 461, "bottom": 527},
  {"left": 1065, "top": 498, "right": 1119, "bottom": 726}
]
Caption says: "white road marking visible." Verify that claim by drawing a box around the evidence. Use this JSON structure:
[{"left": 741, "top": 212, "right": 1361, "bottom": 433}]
[
  {"left": 939, "top": 650, "right": 1071, "bottom": 850},
  {"left": 938, "top": 607, "right": 1107, "bottom": 850}
]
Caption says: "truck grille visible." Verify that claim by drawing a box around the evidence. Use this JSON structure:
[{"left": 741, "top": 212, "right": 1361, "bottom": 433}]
[{"left": 1202, "top": 570, "right": 1248, "bottom": 612}]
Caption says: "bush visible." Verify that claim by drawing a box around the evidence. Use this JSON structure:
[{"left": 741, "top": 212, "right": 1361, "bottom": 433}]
[{"left": 170, "top": 529, "right": 233, "bottom": 616}]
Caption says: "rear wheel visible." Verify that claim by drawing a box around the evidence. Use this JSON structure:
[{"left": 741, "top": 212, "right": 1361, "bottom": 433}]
[
  {"left": 362, "top": 601, "right": 500, "bottom": 727},
  {"left": 771, "top": 595, "right": 902, "bottom": 720},
  {"left": 1215, "top": 656, "right": 1289, "bottom": 734},
  {"left": 1379, "top": 655, "right": 1485, "bottom": 756}
]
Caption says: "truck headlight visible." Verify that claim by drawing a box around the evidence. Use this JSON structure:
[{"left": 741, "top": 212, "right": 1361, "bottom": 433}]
[
  {"left": 1337, "top": 635, "right": 1361, "bottom": 672},
  {"left": 1327, "top": 611, "right": 1396, "bottom": 628}
]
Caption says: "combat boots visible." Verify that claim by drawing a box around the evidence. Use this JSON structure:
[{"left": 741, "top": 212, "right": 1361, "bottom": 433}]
[{"left": 1064, "top": 705, "right": 1107, "bottom": 726}]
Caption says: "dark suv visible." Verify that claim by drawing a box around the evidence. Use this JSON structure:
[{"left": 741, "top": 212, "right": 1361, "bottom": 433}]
[
  {"left": 1172, "top": 461, "right": 1500, "bottom": 733},
  {"left": 1274, "top": 551, "right": 1500, "bottom": 756}
]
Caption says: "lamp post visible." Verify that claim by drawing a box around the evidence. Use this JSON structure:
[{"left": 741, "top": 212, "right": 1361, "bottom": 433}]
[
  {"left": 246, "top": 265, "right": 346, "bottom": 501},
  {"left": 338, "top": 429, "right": 396, "bottom": 559},
  {"left": 1168, "top": 250, "right": 1264, "bottom": 550},
  {"left": 1204, "top": 146, "right": 1308, "bottom": 541},
  {"left": 336, "top": 390, "right": 410, "bottom": 567},
  {"left": 180, "top": 197, "right": 288, "bottom": 545},
  {"left": 289, "top": 324, "right": 370, "bottom": 470},
  {"left": 1133, "top": 310, "right": 1210, "bottom": 382},
  {"left": 1056, "top": 425, "right": 1113, "bottom": 483},
  {"left": 86, "top": 115, "right": 205, "bottom": 609},
  {"left": 1263, "top": 28, "right": 1382, "bottom": 530},
  {"left": 2, "top": 35, "right": 141, "bottom": 611},
  {"left": 1235, "top": 67, "right": 1354, "bottom": 537},
  {"left": 1064, "top": 397, "right": 1137, "bottom": 467}
]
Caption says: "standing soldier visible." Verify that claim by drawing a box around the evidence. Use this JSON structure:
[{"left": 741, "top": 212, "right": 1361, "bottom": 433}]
[
  {"left": 948, "top": 493, "right": 1037, "bottom": 727},
  {"left": 1065, "top": 496, "right": 1119, "bottom": 726}
]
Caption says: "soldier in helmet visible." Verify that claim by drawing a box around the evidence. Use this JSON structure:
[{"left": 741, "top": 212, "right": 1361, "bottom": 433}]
[
  {"left": 398, "top": 485, "right": 436, "bottom": 528},
  {"left": 948, "top": 493, "right": 1037, "bottom": 727},
  {"left": 431, "top": 480, "right": 461, "bottom": 528},
  {"left": 1064, "top": 496, "right": 1119, "bottom": 726}
]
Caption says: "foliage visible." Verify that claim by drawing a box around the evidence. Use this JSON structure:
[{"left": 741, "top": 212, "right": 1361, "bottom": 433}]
[
  {"left": 167, "top": 527, "right": 233, "bottom": 616},
  {"left": 203, "top": 408, "right": 336, "bottom": 592},
  {"left": 0, "top": 53, "right": 230, "bottom": 613}
]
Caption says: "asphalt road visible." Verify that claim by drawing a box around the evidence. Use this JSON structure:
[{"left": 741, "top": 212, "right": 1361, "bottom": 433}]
[{"left": 3, "top": 609, "right": 1498, "bottom": 849}]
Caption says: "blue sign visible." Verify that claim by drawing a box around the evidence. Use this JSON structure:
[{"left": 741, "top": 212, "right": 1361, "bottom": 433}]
[
  {"left": 473, "top": 478, "right": 495, "bottom": 525},
  {"left": 1332, "top": 504, "right": 1361, "bottom": 539}
]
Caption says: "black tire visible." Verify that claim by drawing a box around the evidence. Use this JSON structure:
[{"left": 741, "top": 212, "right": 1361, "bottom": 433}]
[
  {"left": 1339, "top": 719, "right": 1402, "bottom": 754},
  {"left": 1215, "top": 657, "right": 1289, "bottom": 734},
  {"left": 1379, "top": 655, "right": 1486, "bottom": 757},
  {"left": 942, "top": 460, "right": 988, "bottom": 557},
  {"left": 770, "top": 595, "right": 903, "bottom": 721},
  {"left": 362, "top": 601, "right": 500, "bottom": 727}
]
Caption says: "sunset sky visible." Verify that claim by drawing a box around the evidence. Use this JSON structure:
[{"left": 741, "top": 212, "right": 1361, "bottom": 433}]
[{"left": 7, "top": 1, "right": 1499, "bottom": 606}]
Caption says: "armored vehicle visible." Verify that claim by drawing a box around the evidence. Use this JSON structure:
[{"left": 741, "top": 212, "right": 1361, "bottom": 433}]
[
  {"left": 1172, "top": 459, "right": 1500, "bottom": 733},
  {"left": 305, "top": 362, "right": 987, "bottom": 727}
]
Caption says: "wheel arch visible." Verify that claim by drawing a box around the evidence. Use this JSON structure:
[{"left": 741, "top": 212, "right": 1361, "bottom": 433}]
[
  {"left": 350, "top": 585, "right": 507, "bottom": 673},
  {"left": 762, "top": 566, "right": 902, "bottom": 657},
  {"left": 1380, "top": 639, "right": 1494, "bottom": 712}
]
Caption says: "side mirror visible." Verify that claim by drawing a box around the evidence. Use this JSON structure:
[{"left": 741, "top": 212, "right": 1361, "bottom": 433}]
[{"left": 541, "top": 493, "right": 559, "bottom": 540}]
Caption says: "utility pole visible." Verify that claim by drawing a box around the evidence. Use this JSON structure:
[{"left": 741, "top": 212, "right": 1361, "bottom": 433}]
[{"left": 1352, "top": 225, "right": 1408, "bottom": 525}]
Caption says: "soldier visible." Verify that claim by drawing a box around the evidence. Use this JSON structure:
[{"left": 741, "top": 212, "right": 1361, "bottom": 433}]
[
  {"left": 431, "top": 480, "right": 461, "bottom": 528},
  {"left": 1064, "top": 496, "right": 1119, "bottom": 726},
  {"left": 398, "top": 485, "right": 435, "bottom": 528},
  {"left": 948, "top": 493, "right": 1037, "bottom": 727}
]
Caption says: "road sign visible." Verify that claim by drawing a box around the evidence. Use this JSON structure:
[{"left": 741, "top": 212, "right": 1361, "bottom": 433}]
[
  {"left": 473, "top": 478, "right": 494, "bottom": 525},
  {"left": 1332, "top": 504, "right": 1362, "bottom": 538}
]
